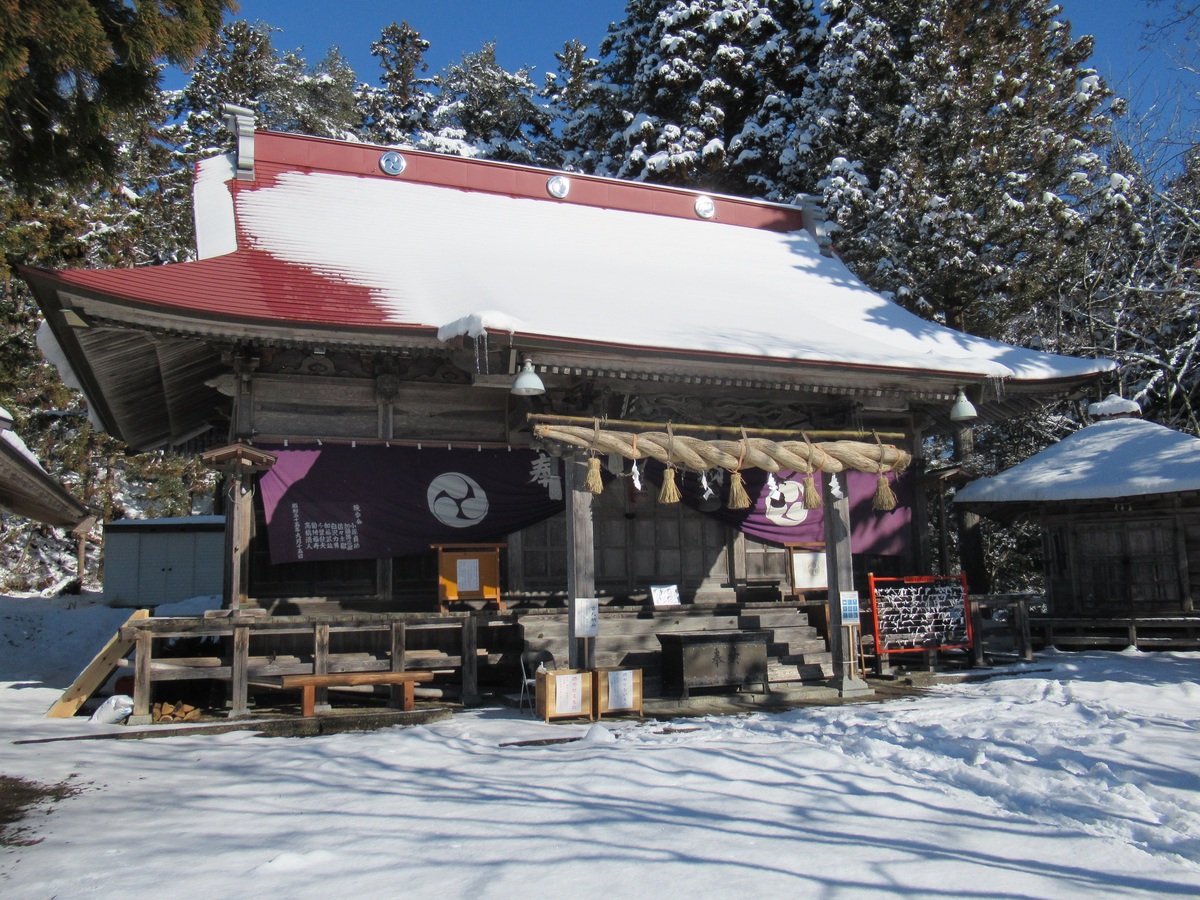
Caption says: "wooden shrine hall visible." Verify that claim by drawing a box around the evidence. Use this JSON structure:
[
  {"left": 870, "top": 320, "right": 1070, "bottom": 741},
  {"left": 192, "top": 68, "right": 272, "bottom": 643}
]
[{"left": 21, "top": 108, "right": 1114, "bottom": 716}]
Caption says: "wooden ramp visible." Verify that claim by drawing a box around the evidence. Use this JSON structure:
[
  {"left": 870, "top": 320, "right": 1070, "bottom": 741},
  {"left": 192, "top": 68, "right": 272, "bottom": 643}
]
[{"left": 45, "top": 608, "right": 149, "bottom": 718}]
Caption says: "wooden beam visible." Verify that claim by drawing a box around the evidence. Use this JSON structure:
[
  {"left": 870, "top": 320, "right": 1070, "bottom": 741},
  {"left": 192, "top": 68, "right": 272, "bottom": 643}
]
[
  {"left": 530, "top": 413, "right": 905, "bottom": 442},
  {"left": 46, "top": 609, "right": 149, "bottom": 718}
]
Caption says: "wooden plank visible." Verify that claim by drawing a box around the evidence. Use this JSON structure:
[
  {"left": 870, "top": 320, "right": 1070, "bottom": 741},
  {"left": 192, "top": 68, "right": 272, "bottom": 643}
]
[
  {"left": 281, "top": 671, "right": 434, "bottom": 688},
  {"left": 130, "top": 629, "right": 154, "bottom": 725},
  {"left": 45, "top": 609, "right": 149, "bottom": 718}
]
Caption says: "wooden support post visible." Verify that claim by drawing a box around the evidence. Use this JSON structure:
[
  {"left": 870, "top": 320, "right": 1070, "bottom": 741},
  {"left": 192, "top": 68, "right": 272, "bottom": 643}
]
[
  {"left": 390, "top": 621, "right": 407, "bottom": 672},
  {"left": 313, "top": 623, "right": 331, "bottom": 713},
  {"left": 564, "top": 454, "right": 596, "bottom": 670},
  {"left": 228, "top": 624, "right": 250, "bottom": 718},
  {"left": 823, "top": 473, "right": 871, "bottom": 697},
  {"left": 1015, "top": 598, "right": 1033, "bottom": 662},
  {"left": 461, "top": 616, "right": 479, "bottom": 706},
  {"left": 970, "top": 598, "right": 986, "bottom": 667},
  {"left": 129, "top": 630, "right": 154, "bottom": 725}
]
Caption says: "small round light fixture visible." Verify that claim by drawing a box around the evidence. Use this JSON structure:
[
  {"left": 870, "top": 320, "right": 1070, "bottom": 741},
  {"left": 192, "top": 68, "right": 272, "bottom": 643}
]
[
  {"left": 379, "top": 151, "right": 407, "bottom": 176},
  {"left": 546, "top": 175, "right": 571, "bottom": 199},
  {"left": 511, "top": 358, "right": 546, "bottom": 396},
  {"left": 694, "top": 195, "right": 716, "bottom": 219},
  {"left": 949, "top": 387, "right": 978, "bottom": 423}
]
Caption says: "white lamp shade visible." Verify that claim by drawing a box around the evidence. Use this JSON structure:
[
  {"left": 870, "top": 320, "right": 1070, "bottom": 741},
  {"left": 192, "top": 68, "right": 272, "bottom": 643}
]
[
  {"left": 511, "top": 359, "right": 545, "bottom": 396},
  {"left": 949, "top": 388, "right": 978, "bottom": 423}
]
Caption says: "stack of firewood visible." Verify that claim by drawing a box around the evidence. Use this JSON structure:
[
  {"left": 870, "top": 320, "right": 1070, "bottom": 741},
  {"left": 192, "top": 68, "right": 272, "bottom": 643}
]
[{"left": 152, "top": 701, "right": 202, "bottom": 723}]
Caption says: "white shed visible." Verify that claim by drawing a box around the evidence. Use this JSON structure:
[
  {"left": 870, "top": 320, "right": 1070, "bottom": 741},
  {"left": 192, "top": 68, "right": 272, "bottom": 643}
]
[{"left": 103, "top": 516, "right": 225, "bottom": 608}]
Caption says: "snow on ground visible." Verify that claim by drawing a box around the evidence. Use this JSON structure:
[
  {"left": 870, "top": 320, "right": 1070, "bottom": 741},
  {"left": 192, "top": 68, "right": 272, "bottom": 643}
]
[{"left": 2, "top": 595, "right": 1199, "bottom": 897}]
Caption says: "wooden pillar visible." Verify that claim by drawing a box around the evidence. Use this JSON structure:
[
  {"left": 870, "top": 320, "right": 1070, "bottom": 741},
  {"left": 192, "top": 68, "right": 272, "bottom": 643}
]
[
  {"left": 461, "top": 616, "right": 479, "bottom": 705},
  {"left": 823, "top": 472, "right": 871, "bottom": 697},
  {"left": 222, "top": 472, "right": 255, "bottom": 610},
  {"left": 201, "top": 445, "right": 277, "bottom": 612},
  {"left": 954, "top": 424, "right": 991, "bottom": 594},
  {"left": 128, "top": 630, "right": 154, "bottom": 725},
  {"left": 313, "top": 623, "right": 331, "bottom": 714},
  {"left": 564, "top": 454, "right": 596, "bottom": 669},
  {"left": 390, "top": 621, "right": 407, "bottom": 671},
  {"left": 228, "top": 624, "right": 250, "bottom": 718}
]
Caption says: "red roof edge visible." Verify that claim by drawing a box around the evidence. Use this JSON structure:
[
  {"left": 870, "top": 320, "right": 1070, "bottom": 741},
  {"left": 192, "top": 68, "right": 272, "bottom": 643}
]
[{"left": 248, "top": 131, "right": 807, "bottom": 233}]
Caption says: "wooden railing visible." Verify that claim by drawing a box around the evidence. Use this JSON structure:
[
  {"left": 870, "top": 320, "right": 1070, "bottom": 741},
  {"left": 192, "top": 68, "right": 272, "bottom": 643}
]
[{"left": 119, "top": 611, "right": 513, "bottom": 725}]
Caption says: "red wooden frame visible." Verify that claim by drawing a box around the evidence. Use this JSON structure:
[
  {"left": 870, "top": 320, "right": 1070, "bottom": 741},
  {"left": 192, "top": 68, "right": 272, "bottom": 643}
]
[{"left": 867, "top": 573, "right": 973, "bottom": 654}]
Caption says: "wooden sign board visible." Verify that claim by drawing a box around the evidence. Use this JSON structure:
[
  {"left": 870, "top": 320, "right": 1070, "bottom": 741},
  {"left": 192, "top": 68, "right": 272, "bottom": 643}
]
[
  {"left": 431, "top": 543, "right": 505, "bottom": 611},
  {"left": 536, "top": 668, "right": 595, "bottom": 723},
  {"left": 594, "top": 667, "right": 643, "bottom": 718}
]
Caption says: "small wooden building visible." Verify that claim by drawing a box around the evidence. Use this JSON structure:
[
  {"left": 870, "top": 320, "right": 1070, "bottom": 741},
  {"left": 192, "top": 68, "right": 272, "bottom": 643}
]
[
  {"left": 955, "top": 397, "right": 1200, "bottom": 647},
  {"left": 20, "top": 112, "right": 1114, "bottom": 707}
]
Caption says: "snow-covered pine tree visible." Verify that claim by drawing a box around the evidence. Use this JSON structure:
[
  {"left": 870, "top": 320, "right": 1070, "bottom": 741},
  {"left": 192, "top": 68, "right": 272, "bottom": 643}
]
[
  {"left": 357, "top": 22, "right": 436, "bottom": 147},
  {"left": 563, "top": 0, "right": 821, "bottom": 194},
  {"left": 784, "top": 0, "right": 1118, "bottom": 338},
  {"left": 418, "top": 43, "right": 556, "bottom": 164}
]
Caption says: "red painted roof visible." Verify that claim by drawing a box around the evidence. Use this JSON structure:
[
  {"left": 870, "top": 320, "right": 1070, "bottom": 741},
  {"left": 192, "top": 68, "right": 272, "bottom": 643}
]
[{"left": 38, "top": 248, "right": 401, "bottom": 329}]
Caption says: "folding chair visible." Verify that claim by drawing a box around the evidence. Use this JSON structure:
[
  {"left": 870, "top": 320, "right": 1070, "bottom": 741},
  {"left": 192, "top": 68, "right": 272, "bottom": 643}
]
[{"left": 519, "top": 649, "right": 554, "bottom": 716}]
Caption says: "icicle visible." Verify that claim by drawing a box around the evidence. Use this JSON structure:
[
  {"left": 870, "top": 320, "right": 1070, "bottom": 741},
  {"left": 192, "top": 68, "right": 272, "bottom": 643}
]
[{"left": 585, "top": 455, "right": 604, "bottom": 494}]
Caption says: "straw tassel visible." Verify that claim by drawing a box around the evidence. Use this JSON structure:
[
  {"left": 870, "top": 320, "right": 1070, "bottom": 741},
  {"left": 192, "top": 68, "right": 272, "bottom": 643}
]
[
  {"left": 585, "top": 455, "right": 604, "bottom": 494},
  {"left": 873, "top": 473, "right": 897, "bottom": 511},
  {"left": 659, "top": 466, "right": 681, "bottom": 504},
  {"left": 727, "top": 470, "right": 750, "bottom": 509},
  {"left": 727, "top": 430, "right": 750, "bottom": 509},
  {"left": 871, "top": 431, "right": 897, "bottom": 511},
  {"left": 658, "top": 422, "right": 681, "bottom": 503}
]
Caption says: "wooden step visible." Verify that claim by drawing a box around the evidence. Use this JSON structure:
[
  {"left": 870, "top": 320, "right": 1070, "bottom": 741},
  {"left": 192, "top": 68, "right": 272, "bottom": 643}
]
[{"left": 768, "top": 660, "right": 832, "bottom": 682}]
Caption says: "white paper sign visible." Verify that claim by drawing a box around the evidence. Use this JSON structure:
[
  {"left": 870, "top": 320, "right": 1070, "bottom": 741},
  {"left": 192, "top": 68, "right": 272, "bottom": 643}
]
[
  {"left": 554, "top": 673, "right": 584, "bottom": 715},
  {"left": 792, "top": 550, "right": 828, "bottom": 590},
  {"left": 607, "top": 669, "right": 635, "bottom": 710},
  {"left": 574, "top": 596, "right": 599, "bottom": 638},
  {"left": 456, "top": 557, "right": 480, "bottom": 593},
  {"left": 651, "top": 584, "right": 681, "bottom": 607}
]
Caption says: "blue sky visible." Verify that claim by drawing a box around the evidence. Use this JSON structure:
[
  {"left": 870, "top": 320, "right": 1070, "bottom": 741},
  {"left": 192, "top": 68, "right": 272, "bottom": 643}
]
[{"left": 198, "top": 0, "right": 1191, "bottom": 124}]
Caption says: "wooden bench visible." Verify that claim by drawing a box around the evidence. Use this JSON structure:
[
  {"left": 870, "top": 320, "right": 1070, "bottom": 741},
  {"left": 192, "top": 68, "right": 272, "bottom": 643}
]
[{"left": 280, "top": 671, "right": 434, "bottom": 717}]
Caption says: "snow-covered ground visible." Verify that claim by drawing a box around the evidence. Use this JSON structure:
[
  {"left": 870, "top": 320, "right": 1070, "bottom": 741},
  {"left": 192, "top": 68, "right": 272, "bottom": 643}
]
[{"left": 2, "top": 594, "right": 1199, "bottom": 897}]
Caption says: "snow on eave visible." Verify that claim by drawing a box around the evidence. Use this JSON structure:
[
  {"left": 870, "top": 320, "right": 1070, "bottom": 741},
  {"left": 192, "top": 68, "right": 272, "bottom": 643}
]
[{"left": 955, "top": 418, "right": 1200, "bottom": 506}]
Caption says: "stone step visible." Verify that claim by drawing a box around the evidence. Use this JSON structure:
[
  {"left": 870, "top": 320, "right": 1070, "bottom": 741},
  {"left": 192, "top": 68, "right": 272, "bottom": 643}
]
[
  {"left": 740, "top": 611, "right": 812, "bottom": 629},
  {"left": 768, "top": 660, "right": 832, "bottom": 682},
  {"left": 768, "top": 638, "right": 829, "bottom": 658}
]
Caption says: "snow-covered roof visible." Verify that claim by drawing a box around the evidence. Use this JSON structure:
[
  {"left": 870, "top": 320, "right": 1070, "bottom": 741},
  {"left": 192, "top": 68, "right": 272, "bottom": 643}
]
[
  {"left": 32, "top": 130, "right": 1111, "bottom": 384},
  {"left": 955, "top": 418, "right": 1200, "bottom": 507},
  {"left": 0, "top": 427, "right": 89, "bottom": 528}
]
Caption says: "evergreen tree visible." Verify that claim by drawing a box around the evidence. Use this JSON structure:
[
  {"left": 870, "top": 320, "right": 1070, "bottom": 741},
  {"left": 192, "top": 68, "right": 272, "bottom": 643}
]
[
  {"left": 784, "top": 0, "right": 1119, "bottom": 337},
  {"left": 421, "top": 43, "right": 555, "bottom": 164},
  {"left": 564, "top": 0, "right": 821, "bottom": 193},
  {"left": 0, "top": 0, "right": 232, "bottom": 193},
  {"left": 358, "top": 22, "right": 436, "bottom": 146}
]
